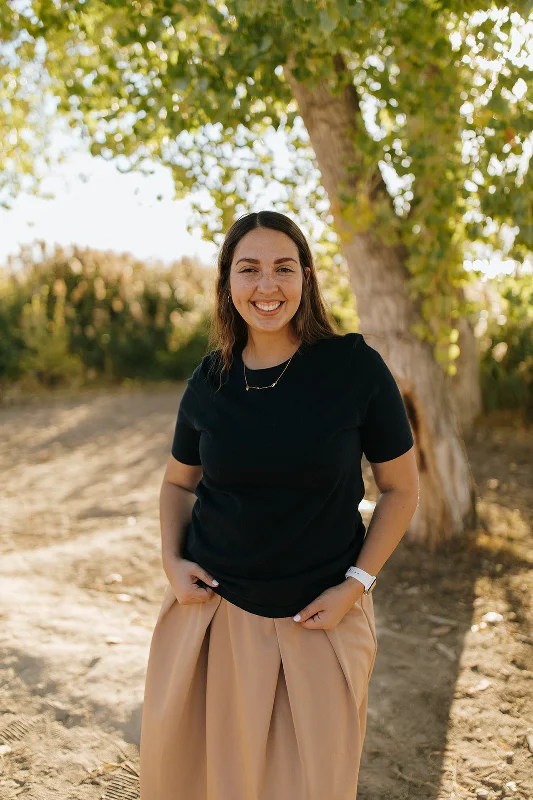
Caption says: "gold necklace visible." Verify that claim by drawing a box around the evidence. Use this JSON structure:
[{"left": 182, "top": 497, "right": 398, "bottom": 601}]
[{"left": 242, "top": 348, "right": 298, "bottom": 391}]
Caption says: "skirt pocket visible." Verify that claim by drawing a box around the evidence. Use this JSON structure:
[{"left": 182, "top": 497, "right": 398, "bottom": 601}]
[
  {"left": 359, "top": 591, "right": 378, "bottom": 659},
  {"left": 324, "top": 592, "right": 377, "bottom": 709}
]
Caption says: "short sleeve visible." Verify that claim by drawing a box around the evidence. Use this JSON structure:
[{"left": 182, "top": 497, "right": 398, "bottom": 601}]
[
  {"left": 360, "top": 344, "right": 414, "bottom": 463},
  {"left": 171, "top": 380, "right": 202, "bottom": 466}
]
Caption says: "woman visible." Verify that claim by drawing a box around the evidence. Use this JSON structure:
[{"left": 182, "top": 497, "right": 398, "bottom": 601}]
[{"left": 139, "top": 211, "right": 419, "bottom": 799}]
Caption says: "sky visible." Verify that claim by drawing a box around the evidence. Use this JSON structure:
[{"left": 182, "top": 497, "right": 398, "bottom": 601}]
[{"left": 0, "top": 125, "right": 220, "bottom": 272}]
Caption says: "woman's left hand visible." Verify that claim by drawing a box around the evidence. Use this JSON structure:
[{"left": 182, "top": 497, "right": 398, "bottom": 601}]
[{"left": 292, "top": 579, "right": 365, "bottom": 630}]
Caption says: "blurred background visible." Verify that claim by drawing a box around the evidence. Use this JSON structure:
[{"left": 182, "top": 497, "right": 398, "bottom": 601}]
[{"left": 1, "top": 2, "right": 532, "bottom": 799}]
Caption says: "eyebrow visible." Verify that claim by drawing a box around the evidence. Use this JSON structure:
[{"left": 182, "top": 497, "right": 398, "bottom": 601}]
[{"left": 235, "top": 257, "right": 298, "bottom": 265}]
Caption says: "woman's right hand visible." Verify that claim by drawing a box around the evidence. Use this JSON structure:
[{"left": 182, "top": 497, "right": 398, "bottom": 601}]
[{"left": 164, "top": 556, "right": 219, "bottom": 605}]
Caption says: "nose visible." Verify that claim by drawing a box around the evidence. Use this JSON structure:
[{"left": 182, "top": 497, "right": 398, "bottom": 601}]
[{"left": 256, "top": 273, "right": 278, "bottom": 292}]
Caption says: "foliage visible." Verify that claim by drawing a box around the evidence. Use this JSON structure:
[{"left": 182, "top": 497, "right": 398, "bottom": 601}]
[
  {"left": 0, "top": 267, "right": 27, "bottom": 380},
  {"left": 0, "top": 241, "right": 215, "bottom": 388},
  {"left": 2, "top": 0, "right": 533, "bottom": 378},
  {"left": 476, "top": 271, "right": 533, "bottom": 420},
  {"left": 18, "top": 285, "right": 85, "bottom": 387}
]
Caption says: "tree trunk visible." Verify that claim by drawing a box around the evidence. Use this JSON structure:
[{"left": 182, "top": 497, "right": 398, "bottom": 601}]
[
  {"left": 450, "top": 312, "right": 483, "bottom": 431},
  {"left": 284, "top": 53, "right": 478, "bottom": 547}
]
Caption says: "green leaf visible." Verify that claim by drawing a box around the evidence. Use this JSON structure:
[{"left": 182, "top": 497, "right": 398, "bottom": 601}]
[{"left": 318, "top": 7, "right": 340, "bottom": 34}]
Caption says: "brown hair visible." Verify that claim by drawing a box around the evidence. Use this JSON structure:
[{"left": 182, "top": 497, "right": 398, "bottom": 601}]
[{"left": 206, "top": 210, "right": 343, "bottom": 390}]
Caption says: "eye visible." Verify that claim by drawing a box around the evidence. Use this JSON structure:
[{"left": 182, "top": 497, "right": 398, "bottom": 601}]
[{"left": 240, "top": 266, "right": 294, "bottom": 273}]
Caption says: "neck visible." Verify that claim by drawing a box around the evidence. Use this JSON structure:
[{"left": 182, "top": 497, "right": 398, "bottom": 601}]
[{"left": 242, "top": 330, "right": 301, "bottom": 369}]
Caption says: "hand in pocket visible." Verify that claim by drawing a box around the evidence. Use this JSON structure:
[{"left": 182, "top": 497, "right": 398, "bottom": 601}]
[{"left": 165, "top": 556, "right": 219, "bottom": 606}]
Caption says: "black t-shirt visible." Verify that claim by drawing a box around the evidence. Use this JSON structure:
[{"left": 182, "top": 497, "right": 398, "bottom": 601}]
[{"left": 170, "top": 332, "right": 414, "bottom": 618}]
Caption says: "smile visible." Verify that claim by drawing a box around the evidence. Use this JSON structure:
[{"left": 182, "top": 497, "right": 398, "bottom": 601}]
[{"left": 251, "top": 301, "right": 284, "bottom": 315}]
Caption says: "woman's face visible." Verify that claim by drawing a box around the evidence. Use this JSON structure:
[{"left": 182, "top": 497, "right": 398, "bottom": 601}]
[{"left": 229, "top": 227, "right": 309, "bottom": 334}]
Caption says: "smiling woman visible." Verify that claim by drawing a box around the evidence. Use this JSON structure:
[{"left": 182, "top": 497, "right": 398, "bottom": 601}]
[
  {"left": 228, "top": 229, "right": 310, "bottom": 362},
  {"left": 139, "top": 210, "right": 418, "bottom": 800}
]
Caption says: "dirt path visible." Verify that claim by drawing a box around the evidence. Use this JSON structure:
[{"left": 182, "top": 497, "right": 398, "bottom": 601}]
[{"left": 1, "top": 386, "right": 532, "bottom": 799}]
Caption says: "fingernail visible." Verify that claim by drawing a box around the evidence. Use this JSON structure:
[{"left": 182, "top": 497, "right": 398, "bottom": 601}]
[
  {"left": 293, "top": 614, "right": 301, "bottom": 621},
  {"left": 212, "top": 580, "right": 219, "bottom": 586}
]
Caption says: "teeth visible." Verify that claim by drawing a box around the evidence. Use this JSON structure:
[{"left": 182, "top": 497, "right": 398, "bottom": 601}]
[{"left": 253, "top": 302, "right": 281, "bottom": 311}]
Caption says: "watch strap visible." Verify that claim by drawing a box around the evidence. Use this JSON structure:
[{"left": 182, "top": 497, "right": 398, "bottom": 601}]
[{"left": 345, "top": 566, "right": 377, "bottom": 594}]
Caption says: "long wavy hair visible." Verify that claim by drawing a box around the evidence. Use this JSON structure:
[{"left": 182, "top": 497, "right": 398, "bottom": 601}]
[{"left": 206, "top": 210, "right": 343, "bottom": 391}]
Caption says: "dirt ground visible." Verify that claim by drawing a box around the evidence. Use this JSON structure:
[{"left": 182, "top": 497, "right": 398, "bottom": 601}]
[{"left": 0, "top": 383, "right": 532, "bottom": 800}]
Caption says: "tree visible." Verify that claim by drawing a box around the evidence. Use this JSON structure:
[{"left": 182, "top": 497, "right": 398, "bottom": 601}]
[{"left": 3, "top": 0, "right": 532, "bottom": 545}]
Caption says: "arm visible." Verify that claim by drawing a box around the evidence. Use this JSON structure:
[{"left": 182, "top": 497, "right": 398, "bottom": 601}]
[
  {"left": 345, "top": 447, "right": 419, "bottom": 600},
  {"left": 160, "top": 454, "right": 203, "bottom": 578}
]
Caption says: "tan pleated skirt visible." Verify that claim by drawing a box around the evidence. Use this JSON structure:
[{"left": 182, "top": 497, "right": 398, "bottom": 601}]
[{"left": 139, "top": 582, "right": 378, "bottom": 800}]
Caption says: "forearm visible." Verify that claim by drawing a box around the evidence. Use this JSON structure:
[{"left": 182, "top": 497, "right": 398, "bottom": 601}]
[
  {"left": 159, "top": 480, "right": 197, "bottom": 574},
  {"left": 354, "top": 488, "right": 419, "bottom": 578}
]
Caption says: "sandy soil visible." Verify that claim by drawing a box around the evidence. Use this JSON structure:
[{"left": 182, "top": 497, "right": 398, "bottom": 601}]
[{"left": 0, "top": 384, "right": 532, "bottom": 799}]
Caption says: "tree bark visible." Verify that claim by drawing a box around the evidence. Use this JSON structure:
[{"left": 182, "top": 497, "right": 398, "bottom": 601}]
[
  {"left": 284, "top": 53, "right": 478, "bottom": 547},
  {"left": 450, "top": 312, "right": 483, "bottom": 431}
]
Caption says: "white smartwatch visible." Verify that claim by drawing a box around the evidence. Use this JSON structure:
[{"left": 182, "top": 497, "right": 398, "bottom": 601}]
[{"left": 345, "top": 566, "right": 377, "bottom": 594}]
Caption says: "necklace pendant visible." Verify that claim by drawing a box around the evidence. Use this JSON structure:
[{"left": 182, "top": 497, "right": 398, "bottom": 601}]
[{"left": 242, "top": 346, "right": 298, "bottom": 393}]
